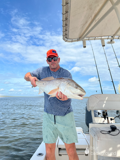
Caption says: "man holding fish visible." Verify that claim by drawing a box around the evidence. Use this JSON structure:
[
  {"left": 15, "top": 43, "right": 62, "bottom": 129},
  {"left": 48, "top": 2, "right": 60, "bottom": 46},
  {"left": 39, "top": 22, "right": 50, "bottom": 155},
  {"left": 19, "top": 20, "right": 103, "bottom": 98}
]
[{"left": 24, "top": 49, "right": 86, "bottom": 160}]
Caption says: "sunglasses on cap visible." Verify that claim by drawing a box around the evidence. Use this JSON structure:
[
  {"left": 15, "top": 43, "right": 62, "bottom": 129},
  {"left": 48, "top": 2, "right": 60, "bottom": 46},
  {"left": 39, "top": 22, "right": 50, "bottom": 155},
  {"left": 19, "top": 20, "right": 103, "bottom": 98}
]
[{"left": 47, "top": 57, "right": 58, "bottom": 62}]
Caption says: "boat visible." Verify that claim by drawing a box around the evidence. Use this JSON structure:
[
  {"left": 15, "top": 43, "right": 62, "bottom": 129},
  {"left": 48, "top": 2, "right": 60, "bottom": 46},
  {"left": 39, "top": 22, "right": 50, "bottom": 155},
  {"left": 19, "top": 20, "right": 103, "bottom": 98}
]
[{"left": 30, "top": 0, "right": 120, "bottom": 159}]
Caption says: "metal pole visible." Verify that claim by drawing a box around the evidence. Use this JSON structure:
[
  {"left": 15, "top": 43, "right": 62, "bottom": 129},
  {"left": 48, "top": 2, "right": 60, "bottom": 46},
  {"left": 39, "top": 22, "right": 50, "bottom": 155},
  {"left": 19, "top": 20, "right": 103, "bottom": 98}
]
[
  {"left": 90, "top": 41, "right": 103, "bottom": 94},
  {"left": 111, "top": 44, "right": 120, "bottom": 67},
  {"left": 102, "top": 47, "right": 117, "bottom": 94}
]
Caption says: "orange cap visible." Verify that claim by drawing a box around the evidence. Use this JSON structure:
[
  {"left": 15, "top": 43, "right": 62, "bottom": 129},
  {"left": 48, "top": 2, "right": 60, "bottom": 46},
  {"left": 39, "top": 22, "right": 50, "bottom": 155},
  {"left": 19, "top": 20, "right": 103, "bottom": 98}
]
[{"left": 46, "top": 49, "right": 58, "bottom": 58}]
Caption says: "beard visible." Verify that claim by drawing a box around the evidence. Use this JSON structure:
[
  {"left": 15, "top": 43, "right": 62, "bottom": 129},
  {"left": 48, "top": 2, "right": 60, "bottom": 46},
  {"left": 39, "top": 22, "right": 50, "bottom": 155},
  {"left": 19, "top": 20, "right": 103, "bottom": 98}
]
[{"left": 50, "top": 63, "right": 58, "bottom": 69}]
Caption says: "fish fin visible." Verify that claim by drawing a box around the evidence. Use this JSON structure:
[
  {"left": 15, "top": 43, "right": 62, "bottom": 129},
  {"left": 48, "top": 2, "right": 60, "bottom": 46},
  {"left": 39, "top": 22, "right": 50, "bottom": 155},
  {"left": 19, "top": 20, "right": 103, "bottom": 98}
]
[
  {"left": 41, "top": 76, "right": 54, "bottom": 81},
  {"left": 48, "top": 88, "right": 59, "bottom": 95},
  {"left": 39, "top": 88, "right": 43, "bottom": 94}
]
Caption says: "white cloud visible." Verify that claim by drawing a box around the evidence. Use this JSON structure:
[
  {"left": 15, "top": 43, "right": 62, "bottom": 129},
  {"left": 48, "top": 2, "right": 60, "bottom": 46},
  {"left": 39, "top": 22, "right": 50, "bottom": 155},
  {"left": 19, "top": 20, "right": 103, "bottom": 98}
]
[
  {"left": 18, "top": 90, "right": 22, "bottom": 92},
  {"left": 34, "top": 90, "right": 38, "bottom": 92},
  {"left": 10, "top": 14, "right": 42, "bottom": 45},
  {"left": 0, "top": 89, "right": 4, "bottom": 91},
  {"left": 0, "top": 53, "right": 4, "bottom": 57},
  {"left": 89, "top": 77, "right": 98, "bottom": 83},
  {"left": 0, "top": 32, "right": 4, "bottom": 39},
  {"left": 11, "top": 15, "right": 30, "bottom": 28},
  {"left": 4, "top": 81, "right": 10, "bottom": 84},
  {"left": 9, "top": 89, "right": 15, "bottom": 92},
  {"left": 70, "top": 67, "right": 81, "bottom": 72}
]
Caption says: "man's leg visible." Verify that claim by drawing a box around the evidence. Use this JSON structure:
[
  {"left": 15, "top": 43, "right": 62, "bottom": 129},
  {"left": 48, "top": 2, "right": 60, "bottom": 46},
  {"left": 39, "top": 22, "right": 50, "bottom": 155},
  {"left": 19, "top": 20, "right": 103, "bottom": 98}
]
[
  {"left": 45, "top": 143, "right": 56, "bottom": 160},
  {"left": 65, "top": 143, "right": 79, "bottom": 160}
]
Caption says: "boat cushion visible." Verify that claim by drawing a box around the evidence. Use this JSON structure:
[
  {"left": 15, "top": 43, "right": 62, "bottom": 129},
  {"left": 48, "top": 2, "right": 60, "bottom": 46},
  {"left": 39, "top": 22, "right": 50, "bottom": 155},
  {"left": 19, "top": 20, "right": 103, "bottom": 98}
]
[{"left": 87, "top": 94, "right": 120, "bottom": 111}]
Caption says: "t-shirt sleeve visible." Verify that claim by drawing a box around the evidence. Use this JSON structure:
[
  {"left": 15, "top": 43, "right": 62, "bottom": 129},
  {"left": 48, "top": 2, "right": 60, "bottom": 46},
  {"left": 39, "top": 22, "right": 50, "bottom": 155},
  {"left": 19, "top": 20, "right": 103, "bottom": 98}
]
[
  {"left": 67, "top": 72, "right": 72, "bottom": 79},
  {"left": 62, "top": 70, "right": 72, "bottom": 79},
  {"left": 30, "top": 68, "right": 41, "bottom": 80}
]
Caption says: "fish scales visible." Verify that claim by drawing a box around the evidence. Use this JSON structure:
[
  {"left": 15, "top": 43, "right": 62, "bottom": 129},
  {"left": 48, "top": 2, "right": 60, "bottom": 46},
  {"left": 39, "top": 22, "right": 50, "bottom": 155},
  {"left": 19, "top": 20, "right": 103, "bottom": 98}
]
[{"left": 36, "top": 77, "right": 86, "bottom": 100}]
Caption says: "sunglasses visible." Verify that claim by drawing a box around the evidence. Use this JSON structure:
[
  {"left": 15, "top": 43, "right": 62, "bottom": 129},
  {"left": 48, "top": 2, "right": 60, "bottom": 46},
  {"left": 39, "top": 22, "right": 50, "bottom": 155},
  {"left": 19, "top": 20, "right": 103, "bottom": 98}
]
[{"left": 47, "top": 57, "right": 58, "bottom": 62}]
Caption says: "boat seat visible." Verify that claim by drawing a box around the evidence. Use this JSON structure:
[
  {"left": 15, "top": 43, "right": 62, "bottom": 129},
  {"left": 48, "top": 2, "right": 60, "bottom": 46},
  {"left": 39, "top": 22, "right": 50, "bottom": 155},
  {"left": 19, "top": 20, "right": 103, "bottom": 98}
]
[{"left": 85, "top": 106, "right": 103, "bottom": 128}]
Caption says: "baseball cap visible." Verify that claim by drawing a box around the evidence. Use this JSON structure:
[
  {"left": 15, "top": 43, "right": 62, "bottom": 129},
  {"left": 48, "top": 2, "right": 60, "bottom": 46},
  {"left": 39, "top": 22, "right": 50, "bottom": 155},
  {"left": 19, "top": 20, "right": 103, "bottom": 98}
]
[{"left": 46, "top": 49, "right": 58, "bottom": 58}]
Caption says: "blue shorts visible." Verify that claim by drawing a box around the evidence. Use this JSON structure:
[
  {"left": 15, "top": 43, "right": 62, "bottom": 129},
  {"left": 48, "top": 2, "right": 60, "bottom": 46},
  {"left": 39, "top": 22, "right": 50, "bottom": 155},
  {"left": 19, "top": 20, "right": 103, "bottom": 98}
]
[{"left": 42, "top": 111, "right": 78, "bottom": 144}]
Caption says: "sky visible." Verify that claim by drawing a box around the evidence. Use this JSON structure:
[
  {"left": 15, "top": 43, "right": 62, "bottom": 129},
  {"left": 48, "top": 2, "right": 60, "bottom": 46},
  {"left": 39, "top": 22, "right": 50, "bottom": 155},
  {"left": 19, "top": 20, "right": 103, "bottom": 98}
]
[{"left": 0, "top": 0, "right": 120, "bottom": 97}]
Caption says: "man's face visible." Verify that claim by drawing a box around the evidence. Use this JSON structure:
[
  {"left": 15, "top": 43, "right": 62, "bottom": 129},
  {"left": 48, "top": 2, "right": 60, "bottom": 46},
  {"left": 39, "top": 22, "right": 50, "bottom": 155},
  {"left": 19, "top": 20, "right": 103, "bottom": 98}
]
[{"left": 46, "top": 55, "right": 60, "bottom": 69}]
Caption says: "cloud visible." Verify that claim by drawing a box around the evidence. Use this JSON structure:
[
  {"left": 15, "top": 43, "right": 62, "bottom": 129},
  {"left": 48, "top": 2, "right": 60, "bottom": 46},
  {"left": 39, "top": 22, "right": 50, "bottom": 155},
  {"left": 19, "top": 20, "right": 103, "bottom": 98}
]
[
  {"left": 18, "top": 90, "right": 22, "bottom": 92},
  {"left": 0, "top": 53, "right": 4, "bottom": 57},
  {"left": 89, "top": 77, "right": 98, "bottom": 83},
  {"left": 10, "top": 13, "right": 42, "bottom": 45},
  {"left": 0, "top": 32, "right": 4, "bottom": 39},
  {"left": 0, "top": 89, "right": 4, "bottom": 91},
  {"left": 4, "top": 81, "right": 10, "bottom": 84},
  {"left": 34, "top": 90, "right": 38, "bottom": 92},
  {"left": 70, "top": 67, "right": 81, "bottom": 72},
  {"left": 9, "top": 89, "right": 14, "bottom": 92},
  {"left": 11, "top": 16, "right": 30, "bottom": 28}
]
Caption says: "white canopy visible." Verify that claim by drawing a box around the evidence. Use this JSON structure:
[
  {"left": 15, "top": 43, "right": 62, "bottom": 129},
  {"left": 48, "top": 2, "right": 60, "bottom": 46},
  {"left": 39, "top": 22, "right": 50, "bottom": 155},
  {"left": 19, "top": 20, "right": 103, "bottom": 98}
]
[{"left": 62, "top": 0, "right": 120, "bottom": 42}]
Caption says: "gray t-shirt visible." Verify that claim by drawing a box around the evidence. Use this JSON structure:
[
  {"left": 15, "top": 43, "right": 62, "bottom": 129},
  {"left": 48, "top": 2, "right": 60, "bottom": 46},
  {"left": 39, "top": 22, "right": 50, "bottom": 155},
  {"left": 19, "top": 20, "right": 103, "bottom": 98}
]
[{"left": 30, "top": 66, "right": 73, "bottom": 116}]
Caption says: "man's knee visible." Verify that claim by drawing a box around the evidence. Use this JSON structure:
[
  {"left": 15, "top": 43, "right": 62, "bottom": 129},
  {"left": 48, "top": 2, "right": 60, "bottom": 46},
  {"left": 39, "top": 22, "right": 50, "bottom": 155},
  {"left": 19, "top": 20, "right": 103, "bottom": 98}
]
[
  {"left": 45, "top": 143, "right": 56, "bottom": 157},
  {"left": 67, "top": 148, "right": 77, "bottom": 157},
  {"left": 65, "top": 143, "right": 77, "bottom": 157}
]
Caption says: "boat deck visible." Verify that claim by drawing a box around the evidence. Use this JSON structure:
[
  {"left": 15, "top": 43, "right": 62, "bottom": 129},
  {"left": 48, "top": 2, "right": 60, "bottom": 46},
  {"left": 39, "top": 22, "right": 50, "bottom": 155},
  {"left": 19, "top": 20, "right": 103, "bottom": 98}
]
[{"left": 30, "top": 127, "right": 120, "bottom": 160}]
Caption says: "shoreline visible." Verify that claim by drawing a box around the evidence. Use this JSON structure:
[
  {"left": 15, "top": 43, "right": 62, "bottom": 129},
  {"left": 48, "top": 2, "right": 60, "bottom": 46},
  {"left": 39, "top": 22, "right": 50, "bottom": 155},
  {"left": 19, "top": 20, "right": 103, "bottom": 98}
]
[
  {"left": 0, "top": 95, "right": 44, "bottom": 98},
  {"left": 0, "top": 96, "right": 89, "bottom": 98}
]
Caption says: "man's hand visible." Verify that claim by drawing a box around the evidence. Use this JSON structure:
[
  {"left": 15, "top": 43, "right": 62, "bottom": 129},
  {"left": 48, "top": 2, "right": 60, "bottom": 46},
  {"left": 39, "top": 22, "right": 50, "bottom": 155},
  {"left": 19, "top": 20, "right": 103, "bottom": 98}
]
[
  {"left": 30, "top": 77, "right": 38, "bottom": 87},
  {"left": 24, "top": 72, "right": 38, "bottom": 87},
  {"left": 56, "top": 91, "right": 68, "bottom": 101}
]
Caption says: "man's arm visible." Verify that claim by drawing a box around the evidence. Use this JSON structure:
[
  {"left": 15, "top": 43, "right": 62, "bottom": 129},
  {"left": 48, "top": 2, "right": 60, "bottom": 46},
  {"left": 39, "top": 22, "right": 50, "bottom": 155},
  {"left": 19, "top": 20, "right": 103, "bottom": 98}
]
[
  {"left": 24, "top": 72, "right": 38, "bottom": 87},
  {"left": 24, "top": 72, "right": 32, "bottom": 81}
]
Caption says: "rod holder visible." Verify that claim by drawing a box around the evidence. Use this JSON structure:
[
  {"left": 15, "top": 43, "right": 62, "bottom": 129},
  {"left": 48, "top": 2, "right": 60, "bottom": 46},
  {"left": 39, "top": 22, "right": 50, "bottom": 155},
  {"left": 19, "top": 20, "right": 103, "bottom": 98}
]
[{"left": 101, "top": 39, "right": 105, "bottom": 47}]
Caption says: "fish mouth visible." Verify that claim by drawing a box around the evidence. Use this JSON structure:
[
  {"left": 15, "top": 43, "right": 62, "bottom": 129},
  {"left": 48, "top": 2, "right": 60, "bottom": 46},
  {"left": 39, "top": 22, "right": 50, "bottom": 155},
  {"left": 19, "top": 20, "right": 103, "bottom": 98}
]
[{"left": 78, "top": 94, "right": 84, "bottom": 97}]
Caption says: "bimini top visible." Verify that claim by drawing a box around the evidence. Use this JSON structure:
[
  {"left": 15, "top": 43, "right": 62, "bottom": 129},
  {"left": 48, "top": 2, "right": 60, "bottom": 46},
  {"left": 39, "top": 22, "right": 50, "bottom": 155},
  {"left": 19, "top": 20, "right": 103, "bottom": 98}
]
[{"left": 62, "top": 0, "right": 120, "bottom": 42}]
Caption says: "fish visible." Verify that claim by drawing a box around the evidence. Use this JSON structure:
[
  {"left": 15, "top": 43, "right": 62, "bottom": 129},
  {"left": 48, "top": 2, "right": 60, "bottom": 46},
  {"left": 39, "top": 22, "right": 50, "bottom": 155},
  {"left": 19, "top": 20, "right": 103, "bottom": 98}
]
[{"left": 36, "top": 77, "right": 86, "bottom": 100}]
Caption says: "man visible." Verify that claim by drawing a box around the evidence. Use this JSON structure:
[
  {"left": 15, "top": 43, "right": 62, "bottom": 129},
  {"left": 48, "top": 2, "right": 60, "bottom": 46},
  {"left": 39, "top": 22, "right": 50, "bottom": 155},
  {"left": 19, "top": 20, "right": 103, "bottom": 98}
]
[{"left": 24, "top": 49, "right": 79, "bottom": 160}]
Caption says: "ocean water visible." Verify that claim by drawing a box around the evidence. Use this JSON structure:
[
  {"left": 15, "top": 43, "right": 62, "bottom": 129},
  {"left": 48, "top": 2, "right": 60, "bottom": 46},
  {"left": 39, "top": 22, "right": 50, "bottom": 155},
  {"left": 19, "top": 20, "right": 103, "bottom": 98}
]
[
  {"left": 0, "top": 97, "right": 88, "bottom": 160},
  {"left": 0, "top": 97, "right": 119, "bottom": 160}
]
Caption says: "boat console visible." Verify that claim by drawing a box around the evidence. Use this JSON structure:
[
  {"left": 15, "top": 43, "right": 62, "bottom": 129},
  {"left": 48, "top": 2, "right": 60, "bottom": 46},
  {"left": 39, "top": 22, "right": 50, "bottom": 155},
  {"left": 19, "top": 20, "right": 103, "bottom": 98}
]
[{"left": 88, "top": 94, "right": 120, "bottom": 160}]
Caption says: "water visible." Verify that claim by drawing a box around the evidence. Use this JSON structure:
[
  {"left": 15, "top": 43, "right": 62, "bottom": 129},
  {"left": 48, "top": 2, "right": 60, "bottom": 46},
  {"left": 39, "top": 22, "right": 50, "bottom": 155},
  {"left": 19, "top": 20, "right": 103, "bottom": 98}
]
[{"left": 0, "top": 97, "right": 119, "bottom": 160}]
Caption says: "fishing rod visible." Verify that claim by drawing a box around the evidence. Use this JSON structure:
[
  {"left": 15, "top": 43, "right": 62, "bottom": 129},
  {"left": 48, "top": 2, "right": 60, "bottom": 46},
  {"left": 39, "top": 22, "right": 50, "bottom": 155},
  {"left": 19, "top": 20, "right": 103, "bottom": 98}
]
[
  {"left": 102, "top": 47, "right": 117, "bottom": 94},
  {"left": 111, "top": 44, "right": 120, "bottom": 67},
  {"left": 90, "top": 41, "right": 103, "bottom": 94}
]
